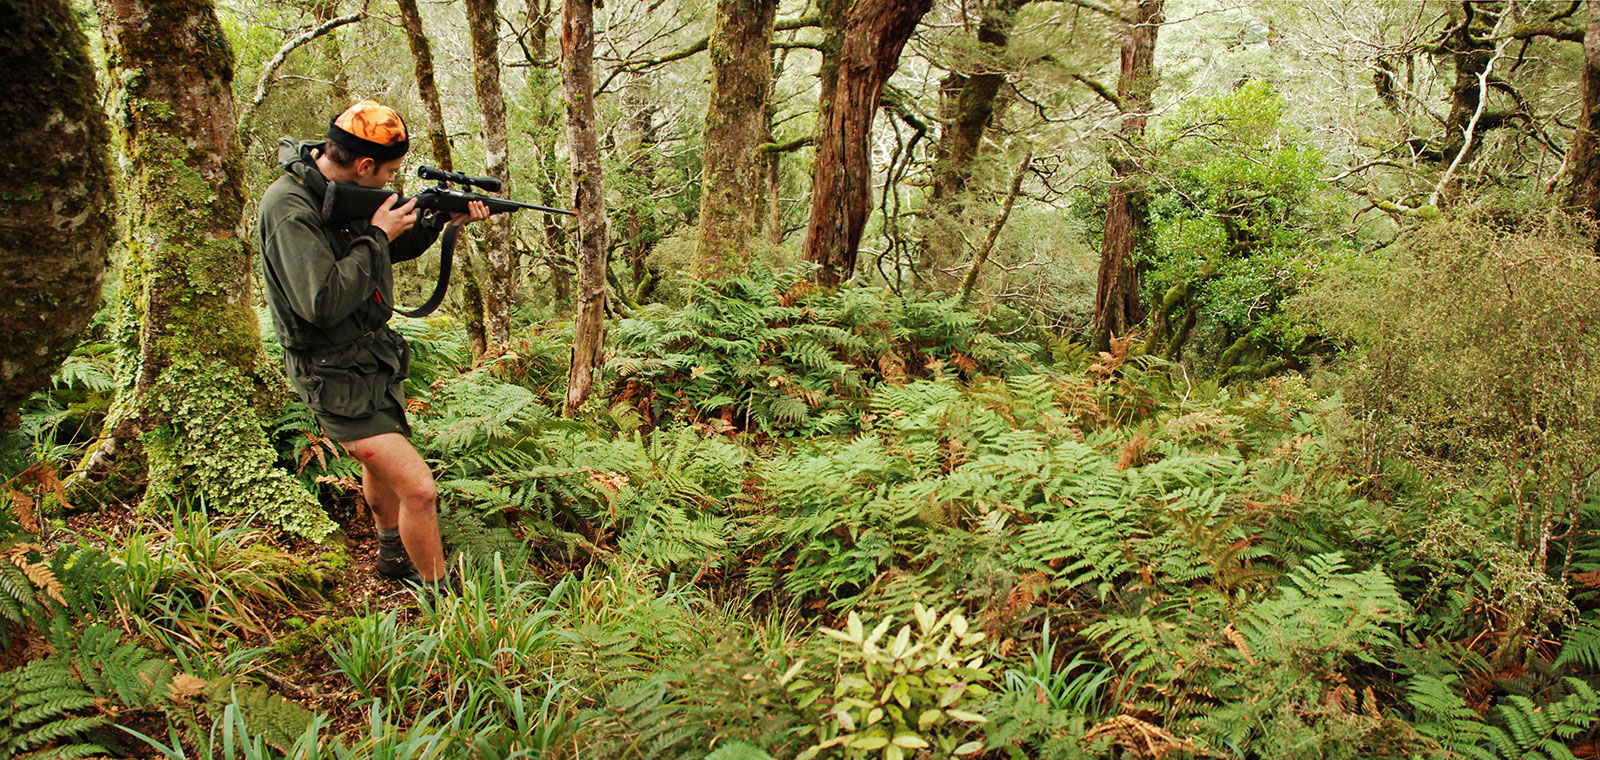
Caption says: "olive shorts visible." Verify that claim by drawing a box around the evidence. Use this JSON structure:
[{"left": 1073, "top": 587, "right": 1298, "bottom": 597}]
[{"left": 285, "top": 328, "right": 413, "bottom": 442}]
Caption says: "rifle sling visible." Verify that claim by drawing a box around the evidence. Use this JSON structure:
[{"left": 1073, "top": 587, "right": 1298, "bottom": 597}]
[{"left": 396, "top": 223, "right": 457, "bottom": 318}]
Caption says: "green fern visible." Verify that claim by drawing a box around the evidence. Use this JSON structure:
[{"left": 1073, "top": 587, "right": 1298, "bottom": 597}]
[
  {"left": 1557, "top": 623, "right": 1600, "bottom": 672},
  {"left": 0, "top": 659, "right": 111, "bottom": 759}
]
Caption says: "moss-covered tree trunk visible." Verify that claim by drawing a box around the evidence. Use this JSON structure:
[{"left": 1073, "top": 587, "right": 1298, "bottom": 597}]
[
  {"left": 800, "top": 0, "right": 932, "bottom": 287},
  {"left": 90, "top": 0, "right": 334, "bottom": 539},
  {"left": 396, "top": 0, "right": 488, "bottom": 355},
  {"left": 622, "top": 75, "right": 659, "bottom": 293},
  {"left": 465, "top": 0, "right": 517, "bottom": 347},
  {"left": 1092, "top": 0, "right": 1162, "bottom": 352},
  {"left": 1568, "top": 0, "right": 1600, "bottom": 221},
  {"left": 694, "top": 0, "right": 778, "bottom": 280},
  {"left": 397, "top": 0, "right": 450, "bottom": 172},
  {"left": 562, "top": 0, "right": 609, "bottom": 416},
  {"left": 930, "top": 0, "right": 1022, "bottom": 203},
  {"left": 525, "top": 0, "right": 573, "bottom": 308},
  {"left": 922, "top": 0, "right": 1023, "bottom": 279},
  {"left": 0, "top": 0, "right": 114, "bottom": 431}
]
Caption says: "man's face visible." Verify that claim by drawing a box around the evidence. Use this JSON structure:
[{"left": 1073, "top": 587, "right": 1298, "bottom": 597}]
[{"left": 355, "top": 156, "right": 406, "bottom": 188}]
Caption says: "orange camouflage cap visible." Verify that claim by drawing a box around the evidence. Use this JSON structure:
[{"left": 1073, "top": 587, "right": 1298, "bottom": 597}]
[{"left": 327, "top": 100, "right": 410, "bottom": 161}]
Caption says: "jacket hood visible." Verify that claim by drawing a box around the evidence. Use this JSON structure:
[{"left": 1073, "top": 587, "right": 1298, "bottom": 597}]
[{"left": 277, "top": 138, "right": 330, "bottom": 198}]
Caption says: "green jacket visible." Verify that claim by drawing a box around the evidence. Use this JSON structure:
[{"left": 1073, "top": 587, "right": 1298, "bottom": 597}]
[
  {"left": 258, "top": 139, "right": 440, "bottom": 354},
  {"left": 258, "top": 140, "right": 441, "bottom": 438}
]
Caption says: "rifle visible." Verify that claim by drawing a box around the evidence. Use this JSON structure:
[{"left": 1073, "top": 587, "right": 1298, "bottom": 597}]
[{"left": 320, "top": 166, "right": 575, "bottom": 318}]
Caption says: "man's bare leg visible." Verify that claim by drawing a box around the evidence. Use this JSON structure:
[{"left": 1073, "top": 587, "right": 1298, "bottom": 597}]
[
  {"left": 342, "top": 432, "right": 446, "bottom": 581},
  {"left": 363, "top": 462, "right": 400, "bottom": 530}
]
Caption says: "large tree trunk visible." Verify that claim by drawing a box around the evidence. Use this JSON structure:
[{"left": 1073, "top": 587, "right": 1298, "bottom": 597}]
[
  {"left": 465, "top": 0, "right": 517, "bottom": 347},
  {"left": 562, "top": 0, "right": 609, "bottom": 416},
  {"left": 800, "top": 0, "right": 933, "bottom": 287},
  {"left": 396, "top": 0, "right": 488, "bottom": 355},
  {"left": 0, "top": 0, "right": 114, "bottom": 431},
  {"left": 1567, "top": 0, "right": 1600, "bottom": 219},
  {"left": 92, "top": 0, "right": 334, "bottom": 539},
  {"left": 694, "top": 0, "right": 778, "bottom": 280},
  {"left": 1092, "top": 0, "right": 1162, "bottom": 351}
]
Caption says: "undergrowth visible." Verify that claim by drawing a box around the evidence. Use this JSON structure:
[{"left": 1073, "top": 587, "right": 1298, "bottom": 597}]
[{"left": 3, "top": 259, "right": 1599, "bottom": 758}]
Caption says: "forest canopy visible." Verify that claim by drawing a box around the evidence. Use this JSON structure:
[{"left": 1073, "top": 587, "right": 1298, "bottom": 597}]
[{"left": 6, "top": 0, "right": 1600, "bottom": 757}]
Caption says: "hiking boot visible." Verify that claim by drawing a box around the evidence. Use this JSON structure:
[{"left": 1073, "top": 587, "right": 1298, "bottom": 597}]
[
  {"left": 411, "top": 571, "right": 462, "bottom": 597},
  {"left": 375, "top": 538, "right": 422, "bottom": 584}
]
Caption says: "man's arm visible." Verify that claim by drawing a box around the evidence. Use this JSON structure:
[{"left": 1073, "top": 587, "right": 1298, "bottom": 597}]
[
  {"left": 263, "top": 203, "right": 391, "bottom": 329},
  {"left": 388, "top": 212, "right": 443, "bottom": 264},
  {"left": 388, "top": 200, "right": 490, "bottom": 263}
]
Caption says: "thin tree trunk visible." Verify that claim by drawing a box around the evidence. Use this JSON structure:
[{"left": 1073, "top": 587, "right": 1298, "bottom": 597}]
[
  {"left": 1092, "top": 0, "right": 1162, "bottom": 351},
  {"left": 0, "top": 0, "right": 113, "bottom": 430},
  {"left": 465, "top": 0, "right": 516, "bottom": 347},
  {"left": 959, "top": 149, "right": 1030, "bottom": 306},
  {"left": 1567, "top": 0, "right": 1600, "bottom": 219},
  {"left": 397, "top": 0, "right": 450, "bottom": 171},
  {"left": 800, "top": 0, "right": 932, "bottom": 287},
  {"left": 694, "top": 0, "right": 778, "bottom": 280},
  {"left": 311, "top": 0, "right": 353, "bottom": 103},
  {"left": 527, "top": 0, "right": 572, "bottom": 309},
  {"left": 92, "top": 0, "right": 334, "bottom": 539},
  {"left": 562, "top": 0, "right": 609, "bottom": 417},
  {"left": 623, "top": 74, "right": 659, "bottom": 289},
  {"left": 396, "top": 0, "right": 487, "bottom": 355}
]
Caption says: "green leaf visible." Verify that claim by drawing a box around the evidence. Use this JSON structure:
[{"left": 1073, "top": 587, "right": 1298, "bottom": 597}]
[
  {"left": 892, "top": 734, "right": 930, "bottom": 749},
  {"left": 847, "top": 734, "right": 891, "bottom": 751},
  {"left": 847, "top": 612, "right": 864, "bottom": 644},
  {"left": 836, "top": 709, "right": 857, "bottom": 732},
  {"left": 945, "top": 709, "right": 988, "bottom": 723}
]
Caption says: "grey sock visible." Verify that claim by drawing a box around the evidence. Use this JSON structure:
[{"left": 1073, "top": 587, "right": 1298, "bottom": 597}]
[{"left": 377, "top": 526, "right": 401, "bottom": 543}]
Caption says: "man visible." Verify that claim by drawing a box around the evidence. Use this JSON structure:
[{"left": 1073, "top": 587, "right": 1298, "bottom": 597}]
[{"left": 258, "top": 100, "right": 488, "bottom": 592}]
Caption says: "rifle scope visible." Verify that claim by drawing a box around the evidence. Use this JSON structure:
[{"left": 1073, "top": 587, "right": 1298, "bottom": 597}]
[{"left": 417, "top": 165, "right": 503, "bottom": 193}]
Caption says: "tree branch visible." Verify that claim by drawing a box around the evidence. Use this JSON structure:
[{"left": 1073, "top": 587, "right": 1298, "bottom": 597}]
[
  {"left": 1503, "top": 21, "right": 1583, "bottom": 42},
  {"left": 1430, "top": 6, "right": 1513, "bottom": 208},
  {"left": 759, "top": 135, "right": 815, "bottom": 153},
  {"left": 1071, "top": 73, "right": 1121, "bottom": 109},
  {"left": 626, "top": 14, "right": 820, "bottom": 70},
  {"left": 239, "top": 10, "right": 366, "bottom": 142},
  {"left": 1034, "top": 0, "right": 1128, "bottom": 22}
]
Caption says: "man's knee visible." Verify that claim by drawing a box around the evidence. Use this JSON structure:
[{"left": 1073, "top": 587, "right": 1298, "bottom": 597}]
[{"left": 398, "top": 477, "right": 436, "bottom": 507}]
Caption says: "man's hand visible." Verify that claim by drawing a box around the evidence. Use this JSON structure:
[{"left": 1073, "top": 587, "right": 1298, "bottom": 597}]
[
  {"left": 449, "top": 200, "right": 491, "bottom": 228},
  {"left": 371, "top": 194, "right": 418, "bottom": 242}
]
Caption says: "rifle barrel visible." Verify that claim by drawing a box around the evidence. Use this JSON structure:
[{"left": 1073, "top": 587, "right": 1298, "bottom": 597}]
[{"left": 502, "top": 198, "right": 576, "bottom": 216}]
